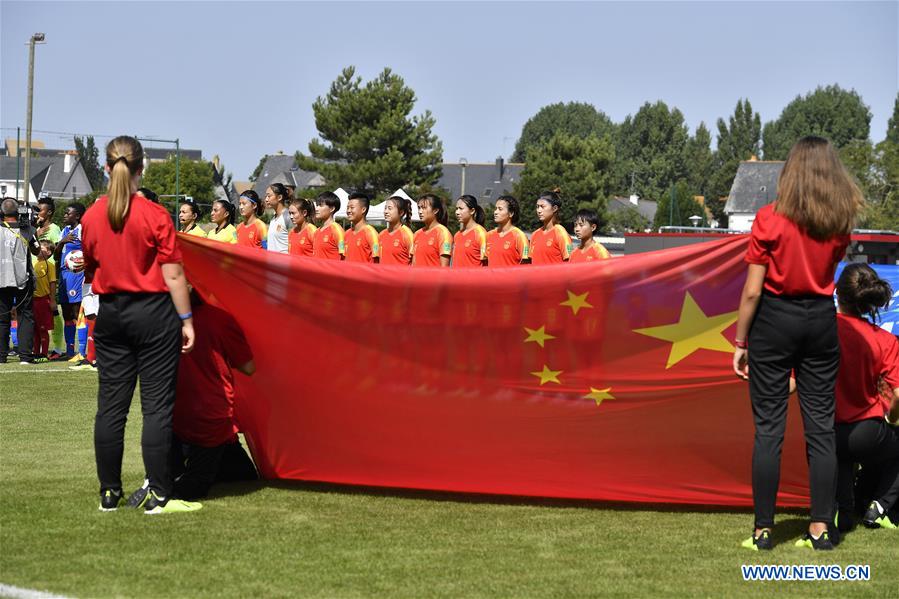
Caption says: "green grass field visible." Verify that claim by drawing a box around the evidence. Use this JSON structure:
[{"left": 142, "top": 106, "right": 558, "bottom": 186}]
[{"left": 1, "top": 360, "right": 896, "bottom": 598}]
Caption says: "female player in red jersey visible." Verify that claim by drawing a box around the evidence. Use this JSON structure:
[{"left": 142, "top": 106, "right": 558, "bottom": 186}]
[
  {"left": 570, "top": 208, "right": 611, "bottom": 263},
  {"left": 529, "top": 190, "right": 572, "bottom": 265},
  {"left": 379, "top": 196, "right": 414, "bottom": 265},
  {"left": 733, "top": 137, "right": 865, "bottom": 551},
  {"left": 312, "top": 191, "right": 345, "bottom": 260},
  {"left": 485, "top": 195, "right": 529, "bottom": 267},
  {"left": 235, "top": 191, "right": 267, "bottom": 249},
  {"left": 831, "top": 264, "right": 899, "bottom": 531},
  {"left": 287, "top": 198, "right": 317, "bottom": 257},
  {"left": 412, "top": 194, "right": 452, "bottom": 267},
  {"left": 80, "top": 135, "right": 200, "bottom": 515},
  {"left": 452, "top": 195, "right": 487, "bottom": 268}
]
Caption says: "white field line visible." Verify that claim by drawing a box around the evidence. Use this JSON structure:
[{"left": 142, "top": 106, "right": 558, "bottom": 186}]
[
  {"left": 0, "top": 583, "right": 72, "bottom": 599},
  {"left": 0, "top": 369, "right": 92, "bottom": 374}
]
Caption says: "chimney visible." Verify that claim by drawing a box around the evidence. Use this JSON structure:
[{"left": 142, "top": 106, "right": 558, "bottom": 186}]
[
  {"left": 495, "top": 156, "right": 504, "bottom": 182},
  {"left": 749, "top": 155, "right": 758, "bottom": 162},
  {"left": 629, "top": 194, "right": 639, "bottom": 206},
  {"left": 64, "top": 153, "right": 74, "bottom": 173}
]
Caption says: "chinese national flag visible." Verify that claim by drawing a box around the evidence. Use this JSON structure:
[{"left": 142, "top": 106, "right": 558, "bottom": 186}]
[{"left": 180, "top": 234, "right": 811, "bottom": 507}]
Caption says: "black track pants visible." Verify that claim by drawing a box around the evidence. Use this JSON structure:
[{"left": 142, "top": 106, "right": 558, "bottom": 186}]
[{"left": 836, "top": 419, "right": 899, "bottom": 513}]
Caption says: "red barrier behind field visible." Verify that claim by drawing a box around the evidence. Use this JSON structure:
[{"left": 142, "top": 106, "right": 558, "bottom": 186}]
[{"left": 180, "top": 234, "right": 811, "bottom": 507}]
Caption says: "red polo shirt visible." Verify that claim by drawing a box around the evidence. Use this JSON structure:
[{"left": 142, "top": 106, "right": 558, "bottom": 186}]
[
  {"left": 81, "top": 194, "right": 181, "bottom": 294},
  {"left": 744, "top": 204, "right": 849, "bottom": 296},
  {"left": 835, "top": 313, "right": 899, "bottom": 424}
]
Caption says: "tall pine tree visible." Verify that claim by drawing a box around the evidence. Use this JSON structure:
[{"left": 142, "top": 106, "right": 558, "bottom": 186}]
[
  {"left": 74, "top": 135, "right": 104, "bottom": 191},
  {"left": 706, "top": 99, "right": 762, "bottom": 227}
]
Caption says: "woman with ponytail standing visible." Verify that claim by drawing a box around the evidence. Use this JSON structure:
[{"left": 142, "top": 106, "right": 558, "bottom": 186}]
[
  {"left": 832, "top": 264, "right": 899, "bottom": 530},
  {"left": 529, "top": 190, "right": 572, "bottom": 265},
  {"left": 287, "top": 198, "right": 317, "bottom": 257},
  {"left": 236, "top": 191, "right": 267, "bottom": 249},
  {"left": 485, "top": 195, "right": 529, "bottom": 266},
  {"left": 412, "top": 194, "right": 452, "bottom": 268},
  {"left": 265, "top": 183, "right": 291, "bottom": 254},
  {"left": 733, "top": 136, "right": 864, "bottom": 551},
  {"left": 81, "top": 135, "right": 200, "bottom": 514},
  {"left": 206, "top": 199, "right": 238, "bottom": 244},
  {"left": 452, "top": 195, "right": 487, "bottom": 268},
  {"left": 379, "top": 196, "right": 414, "bottom": 266},
  {"left": 179, "top": 201, "right": 206, "bottom": 237}
]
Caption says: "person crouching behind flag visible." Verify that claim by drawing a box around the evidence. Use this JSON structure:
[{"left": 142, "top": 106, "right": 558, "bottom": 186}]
[
  {"left": 81, "top": 135, "right": 200, "bottom": 514},
  {"left": 570, "top": 209, "right": 611, "bottom": 263},
  {"left": 733, "top": 136, "right": 864, "bottom": 551},
  {"left": 412, "top": 194, "right": 452, "bottom": 267},
  {"left": 127, "top": 289, "right": 257, "bottom": 505},
  {"left": 831, "top": 263, "right": 899, "bottom": 531},
  {"left": 529, "top": 189, "right": 572, "bottom": 265}
]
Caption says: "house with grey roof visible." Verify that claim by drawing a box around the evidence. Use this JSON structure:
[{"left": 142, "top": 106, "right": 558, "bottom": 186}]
[
  {"left": 436, "top": 158, "right": 523, "bottom": 204},
  {"left": 724, "top": 159, "right": 784, "bottom": 231},
  {"left": 0, "top": 154, "right": 92, "bottom": 203},
  {"left": 252, "top": 154, "right": 326, "bottom": 197},
  {"left": 607, "top": 195, "right": 657, "bottom": 230}
]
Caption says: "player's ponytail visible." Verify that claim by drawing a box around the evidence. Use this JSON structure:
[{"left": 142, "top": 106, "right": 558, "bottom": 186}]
[
  {"left": 388, "top": 196, "right": 413, "bottom": 228},
  {"left": 836, "top": 263, "right": 893, "bottom": 323},
  {"left": 214, "top": 199, "right": 236, "bottom": 226},
  {"left": 268, "top": 183, "right": 289, "bottom": 208},
  {"left": 458, "top": 195, "right": 485, "bottom": 226},
  {"left": 418, "top": 193, "right": 448, "bottom": 227},
  {"left": 240, "top": 190, "right": 264, "bottom": 217},
  {"left": 537, "top": 189, "right": 563, "bottom": 225},
  {"left": 105, "top": 136, "right": 144, "bottom": 232}
]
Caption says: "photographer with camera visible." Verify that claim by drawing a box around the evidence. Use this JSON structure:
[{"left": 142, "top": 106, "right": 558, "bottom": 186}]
[{"left": 1, "top": 197, "right": 40, "bottom": 364}]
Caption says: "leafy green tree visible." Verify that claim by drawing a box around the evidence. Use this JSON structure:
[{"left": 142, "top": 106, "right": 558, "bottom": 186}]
[
  {"left": 249, "top": 155, "right": 268, "bottom": 182},
  {"left": 511, "top": 102, "right": 615, "bottom": 163},
  {"left": 142, "top": 156, "right": 216, "bottom": 205},
  {"left": 685, "top": 122, "right": 714, "bottom": 198},
  {"left": 652, "top": 181, "right": 704, "bottom": 229},
  {"left": 607, "top": 206, "right": 650, "bottom": 233},
  {"left": 74, "top": 135, "right": 104, "bottom": 191},
  {"left": 614, "top": 101, "right": 690, "bottom": 202},
  {"left": 296, "top": 66, "right": 443, "bottom": 196},
  {"left": 514, "top": 132, "right": 615, "bottom": 232},
  {"left": 887, "top": 93, "right": 899, "bottom": 145},
  {"left": 863, "top": 95, "right": 899, "bottom": 230},
  {"left": 707, "top": 99, "right": 762, "bottom": 227},
  {"left": 761, "top": 84, "right": 871, "bottom": 159}
]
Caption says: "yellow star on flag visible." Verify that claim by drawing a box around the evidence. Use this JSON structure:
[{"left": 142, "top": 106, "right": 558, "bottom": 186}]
[
  {"left": 531, "top": 365, "right": 562, "bottom": 385},
  {"left": 560, "top": 290, "right": 593, "bottom": 315},
  {"left": 633, "top": 292, "right": 738, "bottom": 369},
  {"left": 584, "top": 387, "right": 615, "bottom": 406},
  {"left": 524, "top": 325, "right": 556, "bottom": 348}
]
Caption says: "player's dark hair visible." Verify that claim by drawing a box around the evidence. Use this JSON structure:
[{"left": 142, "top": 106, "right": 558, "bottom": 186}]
[
  {"left": 240, "top": 190, "right": 264, "bottom": 217},
  {"left": 68, "top": 203, "right": 86, "bottom": 219},
  {"left": 417, "top": 193, "right": 448, "bottom": 227},
  {"left": 181, "top": 201, "right": 201, "bottom": 219},
  {"left": 37, "top": 196, "right": 55, "bottom": 214},
  {"left": 457, "top": 194, "right": 485, "bottom": 226},
  {"left": 290, "top": 197, "right": 315, "bottom": 222},
  {"left": 836, "top": 263, "right": 893, "bottom": 324},
  {"left": 575, "top": 208, "right": 599, "bottom": 230},
  {"left": 213, "top": 199, "right": 236, "bottom": 226},
  {"left": 348, "top": 191, "right": 370, "bottom": 218},
  {"left": 137, "top": 187, "right": 158, "bottom": 203},
  {"left": 315, "top": 191, "right": 341, "bottom": 217},
  {"left": 537, "top": 188, "right": 562, "bottom": 225},
  {"left": 268, "top": 183, "right": 289, "bottom": 207},
  {"left": 496, "top": 195, "right": 520, "bottom": 225},
  {"left": 388, "top": 195, "right": 413, "bottom": 228}
]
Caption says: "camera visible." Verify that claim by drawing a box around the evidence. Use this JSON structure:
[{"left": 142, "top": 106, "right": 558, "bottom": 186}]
[{"left": 18, "top": 200, "right": 36, "bottom": 228}]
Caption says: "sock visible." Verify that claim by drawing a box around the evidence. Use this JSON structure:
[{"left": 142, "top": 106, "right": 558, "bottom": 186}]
[
  {"left": 77, "top": 322, "right": 88, "bottom": 356},
  {"left": 64, "top": 321, "right": 76, "bottom": 355},
  {"left": 85, "top": 318, "right": 96, "bottom": 363}
]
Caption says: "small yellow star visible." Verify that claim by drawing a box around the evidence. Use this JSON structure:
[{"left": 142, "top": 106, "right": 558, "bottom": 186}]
[
  {"left": 560, "top": 290, "right": 593, "bottom": 315},
  {"left": 531, "top": 365, "right": 562, "bottom": 385},
  {"left": 633, "top": 292, "right": 738, "bottom": 369},
  {"left": 584, "top": 387, "right": 615, "bottom": 406},
  {"left": 524, "top": 325, "right": 556, "bottom": 348}
]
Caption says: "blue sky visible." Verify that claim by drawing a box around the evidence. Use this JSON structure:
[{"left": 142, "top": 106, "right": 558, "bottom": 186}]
[{"left": 1, "top": 1, "right": 896, "bottom": 181}]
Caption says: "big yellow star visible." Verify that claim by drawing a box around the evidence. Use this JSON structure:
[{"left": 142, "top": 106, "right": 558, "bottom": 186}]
[
  {"left": 524, "top": 325, "right": 556, "bottom": 348},
  {"left": 632, "top": 292, "right": 738, "bottom": 369},
  {"left": 560, "top": 290, "right": 593, "bottom": 315},
  {"left": 584, "top": 387, "right": 615, "bottom": 406},
  {"left": 531, "top": 365, "right": 562, "bottom": 385}
]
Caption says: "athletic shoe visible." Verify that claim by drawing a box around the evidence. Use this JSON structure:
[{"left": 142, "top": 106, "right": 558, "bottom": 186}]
[
  {"left": 18, "top": 359, "right": 34, "bottom": 365},
  {"left": 99, "top": 489, "right": 123, "bottom": 512},
  {"left": 126, "top": 479, "right": 150, "bottom": 509},
  {"left": 794, "top": 531, "right": 834, "bottom": 550},
  {"left": 67, "top": 352, "right": 84, "bottom": 363},
  {"left": 33, "top": 357, "right": 49, "bottom": 364},
  {"left": 862, "top": 501, "right": 898, "bottom": 529},
  {"left": 69, "top": 360, "right": 97, "bottom": 372},
  {"left": 741, "top": 529, "right": 772, "bottom": 551},
  {"left": 144, "top": 491, "right": 202, "bottom": 515}
]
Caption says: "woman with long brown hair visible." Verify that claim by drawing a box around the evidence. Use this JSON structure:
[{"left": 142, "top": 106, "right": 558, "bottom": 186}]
[
  {"left": 81, "top": 135, "right": 201, "bottom": 514},
  {"left": 733, "top": 136, "right": 865, "bottom": 550}
]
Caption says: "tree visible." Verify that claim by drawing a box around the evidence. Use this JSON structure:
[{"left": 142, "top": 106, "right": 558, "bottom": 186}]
[
  {"left": 511, "top": 102, "right": 615, "bottom": 163},
  {"left": 74, "top": 135, "right": 104, "bottom": 191},
  {"left": 685, "top": 122, "right": 714, "bottom": 198},
  {"left": 141, "top": 156, "right": 216, "bottom": 207},
  {"left": 607, "top": 206, "right": 650, "bottom": 233},
  {"left": 514, "top": 132, "right": 615, "bottom": 232},
  {"left": 249, "top": 155, "right": 268, "bottom": 182},
  {"left": 652, "top": 181, "right": 704, "bottom": 230},
  {"left": 761, "top": 84, "right": 871, "bottom": 159},
  {"left": 706, "top": 99, "right": 762, "bottom": 227},
  {"left": 614, "top": 101, "right": 690, "bottom": 202},
  {"left": 296, "top": 66, "right": 443, "bottom": 196},
  {"left": 887, "top": 93, "right": 899, "bottom": 145},
  {"left": 862, "top": 93, "right": 899, "bottom": 230}
]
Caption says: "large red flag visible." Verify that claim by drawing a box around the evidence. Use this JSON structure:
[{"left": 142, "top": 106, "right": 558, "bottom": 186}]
[{"left": 180, "top": 234, "right": 811, "bottom": 507}]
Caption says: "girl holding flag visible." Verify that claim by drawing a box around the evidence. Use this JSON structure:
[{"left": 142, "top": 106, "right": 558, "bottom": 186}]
[{"left": 733, "top": 136, "right": 865, "bottom": 551}]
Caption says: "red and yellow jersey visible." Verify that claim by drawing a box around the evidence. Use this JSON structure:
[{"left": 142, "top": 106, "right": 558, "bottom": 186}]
[
  {"left": 570, "top": 241, "right": 611, "bottom": 263},
  {"left": 236, "top": 219, "right": 267, "bottom": 249},
  {"left": 412, "top": 224, "right": 452, "bottom": 267},
  {"left": 313, "top": 221, "right": 345, "bottom": 260},
  {"left": 344, "top": 223, "right": 381, "bottom": 263},
  {"left": 288, "top": 224, "right": 317, "bottom": 257},
  {"left": 452, "top": 225, "right": 487, "bottom": 268},
  {"left": 379, "top": 225, "right": 414, "bottom": 265},
  {"left": 530, "top": 224, "right": 572, "bottom": 265},
  {"left": 485, "top": 227, "right": 529, "bottom": 267}
]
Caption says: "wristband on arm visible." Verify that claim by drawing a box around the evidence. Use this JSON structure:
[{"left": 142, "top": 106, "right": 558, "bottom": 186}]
[
  {"left": 734, "top": 339, "right": 748, "bottom": 349},
  {"left": 178, "top": 312, "right": 192, "bottom": 321}
]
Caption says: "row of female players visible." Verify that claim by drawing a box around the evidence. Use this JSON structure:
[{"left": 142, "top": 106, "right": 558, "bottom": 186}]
[{"left": 177, "top": 185, "right": 612, "bottom": 267}]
